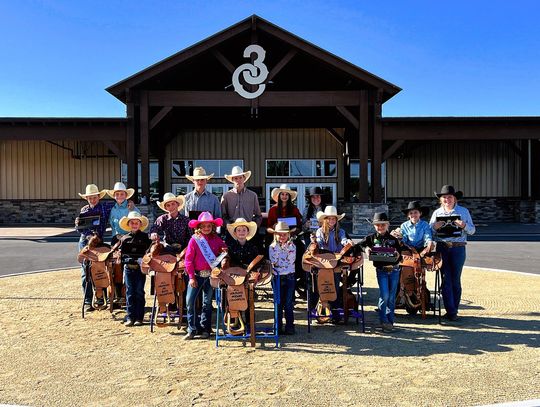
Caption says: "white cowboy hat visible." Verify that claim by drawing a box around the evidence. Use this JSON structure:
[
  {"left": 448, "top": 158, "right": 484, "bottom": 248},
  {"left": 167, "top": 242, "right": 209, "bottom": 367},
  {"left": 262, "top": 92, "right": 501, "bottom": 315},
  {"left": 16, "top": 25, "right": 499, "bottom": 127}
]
[
  {"left": 267, "top": 221, "right": 296, "bottom": 234},
  {"left": 226, "top": 218, "right": 258, "bottom": 241},
  {"left": 186, "top": 167, "right": 214, "bottom": 182},
  {"left": 119, "top": 211, "right": 149, "bottom": 232},
  {"left": 271, "top": 184, "right": 298, "bottom": 202},
  {"left": 224, "top": 166, "right": 252, "bottom": 183},
  {"left": 157, "top": 192, "right": 185, "bottom": 212},
  {"left": 316, "top": 206, "right": 346, "bottom": 222},
  {"left": 78, "top": 184, "right": 107, "bottom": 199},
  {"left": 188, "top": 211, "right": 223, "bottom": 229},
  {"left": 106, "top": 182, "right": 135, "bottom": 199}
]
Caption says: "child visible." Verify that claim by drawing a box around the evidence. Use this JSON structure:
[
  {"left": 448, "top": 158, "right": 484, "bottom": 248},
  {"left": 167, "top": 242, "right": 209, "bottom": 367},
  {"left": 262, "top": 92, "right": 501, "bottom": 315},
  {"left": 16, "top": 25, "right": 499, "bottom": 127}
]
[
  {"left": 268, "top": 221, "right": 296, "bottom": 335},
  {"left": 184, "top": 212, "right": 227, "bottom": 340},
  {"left": 107, "top": 182, "right": 137, "bottom": 242},
  {"left": 76, "top": 184, "right": 113, "bottom": 312},
  {"left": 359, "top": 212, "right": 402, "bottom": 333},
  {"left": 391, "top": 201, "right": 433, "bottom": 254},
  {"left": 117, "top": 211, "right": 152, "bottom": 326},
  {"left": 226, "top": 218, "right": 260, "bottom": 268},
  {"left": 302, "top": 186, "right": 327, "bottom": 243},
  {"left": 313, "top": 206, "right": 354, "bottom": 319}
]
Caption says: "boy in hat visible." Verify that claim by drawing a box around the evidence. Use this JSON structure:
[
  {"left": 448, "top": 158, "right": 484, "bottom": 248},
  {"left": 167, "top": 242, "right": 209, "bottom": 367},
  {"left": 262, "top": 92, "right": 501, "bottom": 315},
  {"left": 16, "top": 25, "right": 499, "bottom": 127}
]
[
  {"left": 107, "top": 181, "right": 138, "bottom": 243},
  {"left": 221, "top": 166, "right": 262, "bottom": 243},
  {"left": 183, "top": 167, "right": 221, "bottom": 219},
  {"left": 117, "top": 212, "right": 152, "bottom": 326},
  {"left": 226, "top": 218, "right": 261, "bottom": 268},
  {"left": 76, "top": 184, "right": 113, "bottom": 311},
  {"left": 391, "top": 201, "right": 434, "bottom": 254},
  {"left": 429, "top": 185, "right": 475, "bottom": 321},
  {"left": 268, "top": 221, "right": 297, "bottom": 335},
  {"left": 359, "top": 212, "right": 402, "bottom": 333},
  {"left": 150, "top": 193, "right": 191, "bottom": 254}
]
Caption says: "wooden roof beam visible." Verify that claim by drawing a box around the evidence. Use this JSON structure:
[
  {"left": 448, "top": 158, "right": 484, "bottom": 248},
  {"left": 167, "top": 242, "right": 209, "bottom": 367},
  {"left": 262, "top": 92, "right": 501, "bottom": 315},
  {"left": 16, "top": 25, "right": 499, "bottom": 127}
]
[
  {"left": 211, "top": 49, "right": 235, "bottom": 73},
  {"left": 150, "top": 106, "right": 173, "bottom": 130},
  {"left": 336, "top": 105, "right": 359, "bottom": 129},
  {"left": 268, "top": 49, "right": 297, "bottom": 81}
]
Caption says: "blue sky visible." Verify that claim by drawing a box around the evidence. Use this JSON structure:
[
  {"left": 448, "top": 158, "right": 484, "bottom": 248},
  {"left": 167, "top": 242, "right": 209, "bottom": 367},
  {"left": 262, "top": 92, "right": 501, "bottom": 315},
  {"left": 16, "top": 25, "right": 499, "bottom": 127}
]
[{"left": 1, "top": 0, "right": 539, "bottom": 118}]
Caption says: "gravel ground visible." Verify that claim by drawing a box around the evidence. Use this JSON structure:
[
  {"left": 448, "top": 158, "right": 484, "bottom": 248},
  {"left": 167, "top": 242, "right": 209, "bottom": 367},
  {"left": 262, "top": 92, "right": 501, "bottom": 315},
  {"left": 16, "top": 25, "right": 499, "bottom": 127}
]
[{"left": 0, "top": 265, "right": 539, "bottom": 407}]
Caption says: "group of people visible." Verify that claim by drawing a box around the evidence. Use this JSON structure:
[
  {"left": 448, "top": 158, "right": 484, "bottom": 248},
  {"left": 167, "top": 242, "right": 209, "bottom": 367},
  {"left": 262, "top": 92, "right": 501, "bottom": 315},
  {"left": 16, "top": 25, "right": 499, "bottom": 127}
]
[{"left": 76, "top": 162, "right": 475, "bottom": 338}]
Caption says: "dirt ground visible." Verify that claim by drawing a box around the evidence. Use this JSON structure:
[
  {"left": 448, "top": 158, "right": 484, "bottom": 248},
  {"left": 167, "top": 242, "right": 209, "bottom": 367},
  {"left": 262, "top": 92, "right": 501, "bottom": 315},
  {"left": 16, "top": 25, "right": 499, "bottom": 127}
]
[{"left": 0, "top": 265, "right": 539, "bottom": 407}]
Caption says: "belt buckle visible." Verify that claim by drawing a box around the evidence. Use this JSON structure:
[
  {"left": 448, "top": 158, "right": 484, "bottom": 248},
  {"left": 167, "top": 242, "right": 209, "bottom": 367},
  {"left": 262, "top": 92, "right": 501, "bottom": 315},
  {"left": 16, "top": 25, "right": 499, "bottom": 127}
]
[{"left": 198, "top": 270, "right": 211, "bottom": 278}]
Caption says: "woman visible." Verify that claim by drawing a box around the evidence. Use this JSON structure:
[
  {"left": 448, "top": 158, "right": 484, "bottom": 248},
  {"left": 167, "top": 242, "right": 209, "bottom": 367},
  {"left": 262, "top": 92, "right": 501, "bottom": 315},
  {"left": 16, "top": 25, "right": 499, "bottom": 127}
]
[
  {"left": 302, "top": 186, "right": 328, "bottom": 245},
  {"left": 267, "top": 184, "right": 302, "bottom": 232},
  {"left": 429, "top": 185, "right": 475, "bottom": 321}
]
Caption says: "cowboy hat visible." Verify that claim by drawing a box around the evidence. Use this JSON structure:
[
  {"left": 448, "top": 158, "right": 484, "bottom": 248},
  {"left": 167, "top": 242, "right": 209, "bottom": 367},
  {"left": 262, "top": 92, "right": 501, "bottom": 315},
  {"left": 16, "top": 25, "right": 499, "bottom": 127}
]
[
  {"left": 106, "top": 182, "right": 135, "bottom": 199},
  {"left": 119, "top": 211, "right": 149, "bottom": 232},
  {"left": 188, "top": 211, "right": 223, "bottom": 229},
  {"left": 271, "top": 184, "right": 298, "bottom": 202},
  {"left": 401, "top": 201, "right": 430, "bottom": 218},
  {"left": 224, "top": 166, "right": 252, "bottom": 183},
  {"left": 157, "top": 192, "right": 185, "bottom": 212},
  {"left": 306, "top": 186, "right": 326, "bottom": 197},
  {"left": 316, "top": 206, "right": 345, "bottom": 222},
  {"left": 226, "top": 218, "right": 258, "bottom": 241},
  {"left": 78, "top": 184, "right": 107, "bottom": 199},
  {"left": 267, "top": 221, "right": 296, "bottom": 234},
  {"left": 435, "top": 185, "right": 463, "bottom": 199},
  {"left": 371, "top": 212, "right": 390, "bottom": 225},
  {"left": 186, "top": 167, "right": 214, "bottom": 182}
]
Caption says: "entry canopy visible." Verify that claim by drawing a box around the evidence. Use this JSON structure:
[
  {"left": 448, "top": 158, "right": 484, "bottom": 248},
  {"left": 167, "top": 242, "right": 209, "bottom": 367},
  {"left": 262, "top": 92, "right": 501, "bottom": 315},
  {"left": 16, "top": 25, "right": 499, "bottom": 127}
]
[{"left": 106, "top": 15, "right": 401, "bottom": 104}]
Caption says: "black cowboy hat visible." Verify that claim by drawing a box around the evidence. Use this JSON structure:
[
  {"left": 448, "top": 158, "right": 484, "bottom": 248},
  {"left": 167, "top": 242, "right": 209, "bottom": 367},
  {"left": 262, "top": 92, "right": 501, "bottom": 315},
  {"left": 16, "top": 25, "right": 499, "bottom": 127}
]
[
  {"left": 434, "top": 185, "right": 463, "bottom": 199},
  {"left": 371, "top": 212, "right": 390, "bottom": 224},
  {"left": 306, "top": 186, "right": 326, "bottom": 197},
  {"left": 401, "top": 201, "right": 430, "bottom": 218}
]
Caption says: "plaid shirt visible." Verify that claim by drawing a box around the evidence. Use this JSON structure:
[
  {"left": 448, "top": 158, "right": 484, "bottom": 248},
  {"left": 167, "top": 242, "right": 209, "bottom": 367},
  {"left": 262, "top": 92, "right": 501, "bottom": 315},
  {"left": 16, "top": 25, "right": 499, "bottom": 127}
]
[
  {"left": 78, "top": 201, "right": 113, "bottom": 239},
  {"left": 150, "top": 213, "right": 191, "bottom": 248}
]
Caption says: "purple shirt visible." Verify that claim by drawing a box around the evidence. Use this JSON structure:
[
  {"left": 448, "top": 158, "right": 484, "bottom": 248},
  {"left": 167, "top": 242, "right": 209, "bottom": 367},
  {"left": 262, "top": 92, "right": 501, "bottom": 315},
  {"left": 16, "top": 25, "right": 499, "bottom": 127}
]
[
  {"left": 150, "top": 213, "right": 191, "bottom": 248},
  {"left": 78, "top": 201, "right": 113, "bottom": 239},
  {"left": 184, "top": 233, "right": 226, "bottom": 279}
]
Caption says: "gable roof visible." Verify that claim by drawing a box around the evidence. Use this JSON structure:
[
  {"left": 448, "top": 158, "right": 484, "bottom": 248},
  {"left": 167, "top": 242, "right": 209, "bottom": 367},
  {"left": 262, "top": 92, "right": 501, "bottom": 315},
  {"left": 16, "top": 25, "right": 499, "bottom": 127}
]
[{"left": 106, "top": 15, "right": 401, "bottom": 103}]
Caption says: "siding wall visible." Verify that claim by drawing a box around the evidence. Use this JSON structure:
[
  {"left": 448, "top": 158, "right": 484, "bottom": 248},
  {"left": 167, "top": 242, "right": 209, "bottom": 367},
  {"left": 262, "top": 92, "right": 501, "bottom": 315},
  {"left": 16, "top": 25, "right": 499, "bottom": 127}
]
[
  {"left": 165, "top": 128, "right": 344, "bottom": 198},
  {"left": 386, "top": 141, "right": 521, "bottom": 197},
  {"left": 0, "top": 140, "right": 120, "bottom": 199}
]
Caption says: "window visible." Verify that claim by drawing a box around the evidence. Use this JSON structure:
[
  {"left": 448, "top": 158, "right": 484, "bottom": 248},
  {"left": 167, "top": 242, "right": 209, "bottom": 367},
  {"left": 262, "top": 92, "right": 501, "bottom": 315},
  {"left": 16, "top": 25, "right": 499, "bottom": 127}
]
[
  {"left": 266, "top": 159, "right": 337, "bottom": 178},
  {"left": 171, "top": 183, "right": 232, "bottom": 201},
  {"left": 121, "top": 160, "right": 159, "bottom": 194},
  {"left": 349, "top": 160, "right": 386, "bottom": 201},
  {"left": 172, "top": 160, "right": 243, "bottom": 178}
]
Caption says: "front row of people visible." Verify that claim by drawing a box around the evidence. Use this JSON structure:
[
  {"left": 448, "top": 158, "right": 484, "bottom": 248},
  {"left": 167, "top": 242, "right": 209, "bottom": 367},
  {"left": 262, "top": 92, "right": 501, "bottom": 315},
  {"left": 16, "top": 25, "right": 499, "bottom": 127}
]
[{"left": 77, "top": 183, "right": 475, "bottom": 337}]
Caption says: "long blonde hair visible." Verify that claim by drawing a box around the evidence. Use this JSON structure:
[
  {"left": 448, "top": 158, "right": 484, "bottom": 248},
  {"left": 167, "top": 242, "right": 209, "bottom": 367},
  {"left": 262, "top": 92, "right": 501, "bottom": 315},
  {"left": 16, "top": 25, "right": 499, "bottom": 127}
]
[{"left": 321, "top": 217, "right": 341, "bottom": 246}]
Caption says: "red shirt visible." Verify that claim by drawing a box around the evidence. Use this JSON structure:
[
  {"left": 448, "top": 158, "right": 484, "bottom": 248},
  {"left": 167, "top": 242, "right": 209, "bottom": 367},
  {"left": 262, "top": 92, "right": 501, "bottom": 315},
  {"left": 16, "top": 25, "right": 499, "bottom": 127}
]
[{"left": 267, "top": 204, "right": 302, "bottom": 230}]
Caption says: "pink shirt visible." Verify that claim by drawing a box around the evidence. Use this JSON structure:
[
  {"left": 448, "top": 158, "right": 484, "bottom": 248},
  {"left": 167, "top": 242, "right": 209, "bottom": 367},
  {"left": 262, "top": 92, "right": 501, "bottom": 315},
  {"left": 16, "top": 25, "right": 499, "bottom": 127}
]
[{"left": 184, "top": 233, "right": 226, "bottom": 279}]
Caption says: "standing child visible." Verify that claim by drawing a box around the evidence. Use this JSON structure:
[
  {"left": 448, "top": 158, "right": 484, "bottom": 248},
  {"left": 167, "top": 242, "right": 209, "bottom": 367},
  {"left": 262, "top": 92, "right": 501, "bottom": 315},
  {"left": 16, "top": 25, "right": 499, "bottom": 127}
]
[
  {"left": 359, "top": 212, "right": 402, "bottom": 333},
  {"left": 117, "top": 211, "right": 152, "bottom": 326},
  {"left": 184, "top": 212, "right": 227, "bottom": 340},
  {"left": 268, "top": 221, "right": 296, "bottom": 335}
]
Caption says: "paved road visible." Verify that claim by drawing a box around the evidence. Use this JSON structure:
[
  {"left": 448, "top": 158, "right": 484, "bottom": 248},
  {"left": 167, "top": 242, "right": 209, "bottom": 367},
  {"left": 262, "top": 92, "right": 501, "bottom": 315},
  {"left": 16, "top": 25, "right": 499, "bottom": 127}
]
[{"left": 1, "top": 235, "right": 539, "bottom": 277}]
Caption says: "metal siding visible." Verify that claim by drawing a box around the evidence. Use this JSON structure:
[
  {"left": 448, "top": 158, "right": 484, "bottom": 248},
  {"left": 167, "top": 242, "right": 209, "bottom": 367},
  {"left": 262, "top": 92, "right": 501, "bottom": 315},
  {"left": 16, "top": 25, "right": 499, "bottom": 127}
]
[{"left": 386, "top": 141, "right": 521, "bottom": 197}]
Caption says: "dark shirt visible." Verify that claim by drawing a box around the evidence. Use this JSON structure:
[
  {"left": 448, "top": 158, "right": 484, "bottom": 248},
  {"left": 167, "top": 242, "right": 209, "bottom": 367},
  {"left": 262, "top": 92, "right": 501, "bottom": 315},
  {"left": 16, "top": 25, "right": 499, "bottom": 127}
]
[
  {"left": 78, "top": 201, "right": 113, "bottom": 239},
  {"left": 150, "top": 213, "right": 191, "bottom": 249},
  {"left": 359, "top": 231, "right": 402, "bottom": 268},
  {"left": 119, "top": 230, "right": 152, "bottom": 265},
  {"left": 227, "top": 239, "right": 260, "bottom": 269}
]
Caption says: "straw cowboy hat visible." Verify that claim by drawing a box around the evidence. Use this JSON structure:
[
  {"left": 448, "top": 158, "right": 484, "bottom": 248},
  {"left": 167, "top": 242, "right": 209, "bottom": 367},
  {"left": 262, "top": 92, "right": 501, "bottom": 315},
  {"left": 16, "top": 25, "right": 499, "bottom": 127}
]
[
  {"left": 271, "top": 184, "right": 298, "bottom": 202},
  {"left": 401, "top": 201, "right": 430, "bottom": 218},
  {"left": 224, "top": 166, "right": 252, "bottom": 183},
  {"left": 371, "top": 212, "right": 390, "bottom": 225},
  {"left": 119, "top": 211, "right": 149, "bottom": 232},
  {"left": 188, "top": 211, "right": 223, "bottom": 229},
  {"left": 435, "top": 185, "right": 463, "bottom": 200},
  {"left": 106, "top": 182, "right": 134, "bottom": 199},
  {"left": 316, "top": 206, "right": 345, "bottom": 222},
  {"left": 78, "top": 184, "right": 107, "bottom": 199},
  {"left": 267, "top": 221, "right": 296, "bottom": 234},
  {"left": 157, "top": 192, "right": 185, "bottom": 212},
  {"left": 226, "top": 218, "right": 258, "bottom": 241},
  {"left": 186, "top": 167, "right": 214, "bottom": 182}
]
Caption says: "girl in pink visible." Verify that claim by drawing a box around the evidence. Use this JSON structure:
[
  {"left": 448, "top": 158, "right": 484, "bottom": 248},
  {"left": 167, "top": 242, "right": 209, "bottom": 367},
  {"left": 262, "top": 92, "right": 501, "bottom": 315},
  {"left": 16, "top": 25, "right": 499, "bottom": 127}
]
[{"left": 184, "top": 212, "right": 226, "bottom": 340}]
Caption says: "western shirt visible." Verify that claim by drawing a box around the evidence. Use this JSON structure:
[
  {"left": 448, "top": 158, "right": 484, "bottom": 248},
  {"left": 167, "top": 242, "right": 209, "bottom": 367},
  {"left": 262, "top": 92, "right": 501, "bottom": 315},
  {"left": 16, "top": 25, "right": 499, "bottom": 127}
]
[
  {"left": 150, "top": 213, "right": 191, "bottom": 248},
  {"left": 269, "top": 241, "right": 296, "bottom": 275},
  {"left": 78, "top": 201, "right": 113, "bottom": 239},
  {"left": 315, "top": 227, "right": 349, "bottom": 253},
  {"left": 221, "top": 187, "right": 262, "bottom": 227},
  {"left": 183, "top": 189, "right": 221, "bottom": 218},
  {"left": 430, "top": 204, "right": 475, "bottom": 243},
  {"left": 184, "top": 233, "right": 226, "bottom": 279},
  {"left": 109, "top": 200, "right": 139, "bottom": 237},
  {"left": 400, "top": 219, "right": 433, "bottom": 249},
  {"left": 227, "top": 239, "right": 260, "bottom": 269}
]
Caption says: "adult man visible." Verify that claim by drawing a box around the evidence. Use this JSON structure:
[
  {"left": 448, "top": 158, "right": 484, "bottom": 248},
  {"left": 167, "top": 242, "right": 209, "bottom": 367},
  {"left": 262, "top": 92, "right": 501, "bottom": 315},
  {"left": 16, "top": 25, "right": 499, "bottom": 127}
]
[
  {"left": 150, "top": 193, "right": 191, "bottom": 253},
  {"left": 221, "top": 166, "right": 262, "bottom": 243},
  {"left": 183, "top": 167, "right": 221, "bottom": 219}
]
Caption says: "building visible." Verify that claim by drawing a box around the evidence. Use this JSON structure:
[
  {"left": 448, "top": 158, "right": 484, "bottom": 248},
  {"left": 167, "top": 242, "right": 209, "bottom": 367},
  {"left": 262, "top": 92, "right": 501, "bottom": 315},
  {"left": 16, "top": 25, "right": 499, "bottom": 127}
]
[{"left": 1, "top": 15, "right": 539, "bottom": 228}]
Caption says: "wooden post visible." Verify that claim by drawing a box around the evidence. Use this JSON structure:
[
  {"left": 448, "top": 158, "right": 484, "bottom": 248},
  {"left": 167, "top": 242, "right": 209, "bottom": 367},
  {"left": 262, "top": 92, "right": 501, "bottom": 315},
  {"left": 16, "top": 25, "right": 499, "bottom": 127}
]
[
  {"left": 358, "top": 91, "right": 369, "bottom": 202},
  {"left": 126, "top": 101, "right": 138, "bottom": 199},
  {"left": 140, "top": 91, "right": 151, "bottom": 200},
  {"left": 372, "top": 90, "right": 383, "bottom": 202}
]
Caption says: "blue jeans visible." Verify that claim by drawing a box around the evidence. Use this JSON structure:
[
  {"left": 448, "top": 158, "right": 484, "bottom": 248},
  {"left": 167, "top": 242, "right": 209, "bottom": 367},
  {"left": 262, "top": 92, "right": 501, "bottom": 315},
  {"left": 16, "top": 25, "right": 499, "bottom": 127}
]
[
  {"left": 438, "top": 245, "right": 466, "bottom": 317},
  {"left": 186, "top": 275, "right": 214, "bottom": 334},
  {"left": 273, "top": 273, "right": 295, "bottom": 331},
  {"left": 124, "top": 265, "right": 146, "bottom": 322},
  {"left": 79, "top": 236, "right": 93, "bottom": 305},
  {"left": 376, "top": 266, "right": 400, "bottom": 324}
]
